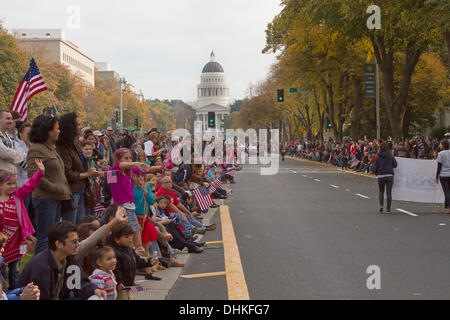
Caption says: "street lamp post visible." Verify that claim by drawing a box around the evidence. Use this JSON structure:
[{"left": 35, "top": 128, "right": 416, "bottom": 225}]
[{"left": 119, "top": 77, "right": 127, "bottom": 129}]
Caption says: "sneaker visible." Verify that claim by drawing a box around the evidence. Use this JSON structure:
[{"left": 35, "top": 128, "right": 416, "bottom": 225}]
[
  {"left": 205, "top": 223, "right": 216, "bottom": 231},
  {"left": 187, "top": 245, "right": 204, "bottom": 253},
  {"left": 145, "top": 273, "right": 162, "bottom": 281},
  {"left": 190, "top": 234, "right": 199, "bottom": 241},
  {"left": 193, "top": 227, "right": 206, "bottom": 235}
]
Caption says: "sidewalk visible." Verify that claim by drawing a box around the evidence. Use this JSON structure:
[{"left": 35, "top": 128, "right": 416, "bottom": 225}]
[{"left": 132, "top": 204, "right": 220, "bottom": 300}]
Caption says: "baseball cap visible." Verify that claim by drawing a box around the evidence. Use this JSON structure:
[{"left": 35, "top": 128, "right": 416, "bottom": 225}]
[{"left": 93, "top": 130, "right": 103, "bottom": 137}]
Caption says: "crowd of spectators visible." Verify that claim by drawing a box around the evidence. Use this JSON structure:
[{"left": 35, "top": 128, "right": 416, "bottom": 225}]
[
  {"left": 0, "top": 109, "right": 238, "bottom": 300},
  {"left": 282, "top": 136, "right": 442, "bottom": 174}
]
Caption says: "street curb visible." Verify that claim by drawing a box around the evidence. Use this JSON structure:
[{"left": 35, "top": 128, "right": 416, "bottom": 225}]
[
  {"left": 285, "top": 155, "right": 377, "bottom": 179},
  {"left": 132, "top": 203, "right": 220, "bottom": 300}
]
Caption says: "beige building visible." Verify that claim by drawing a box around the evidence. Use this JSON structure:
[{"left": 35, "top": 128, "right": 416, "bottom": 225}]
[{"left": 12, "top": 29, "right": 95, "bottom": 86}]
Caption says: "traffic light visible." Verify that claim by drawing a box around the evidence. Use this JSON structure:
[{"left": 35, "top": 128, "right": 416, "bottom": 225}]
[
  {"left": 114, "top": 110, "right": 119, "bottom": 124},
  {"left": 134, "top": 116, "right": 139, "bottom": 127},
  {"left": 277, "top": 89, "right": 284, "bottom": 102},
  {"left": 326, "top": 118, "right": 332, "bottom": 128},
  {"left": 208, "top": 111, "right": 215, "bottom": 128}
]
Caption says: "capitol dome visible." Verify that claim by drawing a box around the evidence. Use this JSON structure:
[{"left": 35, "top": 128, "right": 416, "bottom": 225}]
[
  {"left": 202, "top": 58, "right": 224, "bottom": 73},
  {"left": 191, "top": 50, "right": 231, "bottom": 132}
]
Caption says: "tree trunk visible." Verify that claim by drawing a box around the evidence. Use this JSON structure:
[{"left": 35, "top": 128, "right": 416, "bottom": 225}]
[
  {"left": 372, "top": 35, "right": 422, "bottom": 140},
  {"left": 444, "top": 30, "right": 450, "bottom": 67},
  {"left": 351, "top": 75, "right": 363, "bottom": 140}
]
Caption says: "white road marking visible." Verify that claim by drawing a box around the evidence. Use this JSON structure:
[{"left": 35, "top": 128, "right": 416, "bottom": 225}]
[
  {"left": 330, "top": 184, "right": 339, "bottom": 188},
  {"left": 345, "top": 189, "right": 350, "bottom": 192},
  {"left": 314, "top": 179, "right": 321, "bottom": 182},
  {"left": 396, "top": 208, "right": 418, "bottom": 217},
  {"left": 302, "top": 175, "right": 307, "bottom": 177},
  {"left": 288, "top": 169, "right": 297, "bottom": 174},
  {"left": 355, "top": 193, "right": 370, "bottom": 199},
  {"left": 439, "top": 223, "right": 446, "bottom": 226}
]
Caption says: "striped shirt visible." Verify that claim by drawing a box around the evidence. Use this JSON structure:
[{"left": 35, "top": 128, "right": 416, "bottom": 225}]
[
  {"left": 0, "top": 195, "right": 23, "bottom": 264},
  {"left": 89, "top": 269, "right": 117, "bottom": 300}
]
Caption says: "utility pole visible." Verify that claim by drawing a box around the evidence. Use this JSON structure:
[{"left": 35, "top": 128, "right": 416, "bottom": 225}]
[
  {"left": 119, "top": 77, "right": 127, "bottom": 129},
  {"left": 376, "top": 63, "right": 380, "bottom": 142}
]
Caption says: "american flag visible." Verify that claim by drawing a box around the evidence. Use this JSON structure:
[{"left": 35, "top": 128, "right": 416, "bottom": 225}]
[
  {"left": 211, "top": 178, "right": 222, "bottom": 189},
  {"left": 193, "top": 186, "right": 214, "bottom": 211},
  {"left": 94, "top": 204, "right": 106, "bottom": 218},
  {"left": 170, "top": 142, "right": 182, "bottom": 164},
  {"left": 225, "top": 168, "right": 236, "bottom": 177},
  {"left": 10, "top": 58, "right": 48, "bottom": 122},
  {"left": 208, "top": 184, "right": 217, "bottom": 195},
  {"left": 106, "top": 170, "right": 117, "bottom": 184},
  {"left": 130, "top": 286, "right": 147, "bottom": 293}
]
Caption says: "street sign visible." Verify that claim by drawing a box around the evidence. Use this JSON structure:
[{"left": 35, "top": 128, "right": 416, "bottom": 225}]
[
  {"left": 364, "top": 63, "right": 376, "bottom": 99},
  {"left": 289, "top": 88, "right": 298, "bottom": 93}
]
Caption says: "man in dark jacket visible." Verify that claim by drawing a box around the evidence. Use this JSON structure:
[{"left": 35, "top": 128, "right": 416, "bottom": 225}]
[
  {"left": 122, "top": 128, "right": 136, "bottom": 149},
  {"left": 19, "top": 222, "right": 106, "bottom": 300}
]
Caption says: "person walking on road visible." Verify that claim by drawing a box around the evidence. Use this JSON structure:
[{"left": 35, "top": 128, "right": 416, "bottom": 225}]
[
  {"left": 371, "top": 142, "right": 397, "bottom": 213},
  {"left": 435, "top": 139, "right": 450, "bottom": 214}
]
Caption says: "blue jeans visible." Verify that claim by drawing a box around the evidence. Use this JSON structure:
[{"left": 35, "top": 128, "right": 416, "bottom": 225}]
[
  {"left": 62, "top": 192, "right": 85, "bottom": 226},
  {"left": 171, "top": 213, "right": 194, "bottom": 234},
  {"left": 33, "top": 198, "right": 62, "bottom": 255},
  {"left": 149, "top": 241, "right": 162, "bottom": 259},
  {"left": 24, "top": 194, "right": 36, "bottom": 236},
  {"left": 0, "top": 259, "right": 20, "bottom": 290},
  {"left": 186, "top": 213, "right": 204, "bottom": 228},
  {"left": 155, "top": 226, "right": 174, "bottom": 256}
]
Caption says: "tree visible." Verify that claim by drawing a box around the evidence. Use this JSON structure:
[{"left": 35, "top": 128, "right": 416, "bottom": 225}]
[
  {"left": 307, "top": 0, "right": 444, "bottom": 139},
  {"left": 0, "top": 23, "right": 27, "bottom": 108}
]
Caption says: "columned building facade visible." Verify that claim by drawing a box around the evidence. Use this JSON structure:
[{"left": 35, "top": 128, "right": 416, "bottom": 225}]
[{"left": 191, "top": 51, "right": 230, "bottom": 132}]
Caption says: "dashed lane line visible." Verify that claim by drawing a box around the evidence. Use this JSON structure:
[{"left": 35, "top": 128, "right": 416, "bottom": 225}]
[
  {"left": 396, "top": 208, "right": 418, "bottom": 217},
  {"left": 314, "top": 179, "right": 321, "bottom": 182},
  {"left": 355, "top": 193, "right": 370, "bottom": 199},
  {"left": 330, "top": 184, "right": 340, "bottom": 188}
]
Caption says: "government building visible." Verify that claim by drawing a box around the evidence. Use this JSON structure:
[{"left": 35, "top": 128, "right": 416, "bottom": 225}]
[{"left": 175, "top": 51, "right": 231, "bottom": 133}]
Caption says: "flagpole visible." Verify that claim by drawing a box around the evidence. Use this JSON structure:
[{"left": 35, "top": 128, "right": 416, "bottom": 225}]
[
  {"left": 46, "top": 89, "right": 58, "bottom": 113},
  {"left": 28, "top": 54, "right": 58, "bottom": 115}
]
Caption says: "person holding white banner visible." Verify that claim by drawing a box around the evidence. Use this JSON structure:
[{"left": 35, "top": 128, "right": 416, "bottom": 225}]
[
  {"left": 371, "top": 142, "right": 397, "bottom": 213},
  {"left": 435, "top": 139, "right": 450, "bottom": 214}
]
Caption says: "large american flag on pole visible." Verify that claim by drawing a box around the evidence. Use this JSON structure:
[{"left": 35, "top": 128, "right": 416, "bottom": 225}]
[
  {"left": 10, "top": 58, "right": 48, "bottom": 122},
  {"left": 193, "top": 186, "right": 214, "bottom": 211}
]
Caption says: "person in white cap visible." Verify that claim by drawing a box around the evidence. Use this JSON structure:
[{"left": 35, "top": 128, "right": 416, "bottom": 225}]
[{"left": 445, "top": 133, "right": 450, "bottom": 146}]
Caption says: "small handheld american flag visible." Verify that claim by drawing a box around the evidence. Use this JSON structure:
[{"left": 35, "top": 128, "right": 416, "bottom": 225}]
[
  {"left": 94, "top": 204, "right": 106, "bottom": 218},
  {"left": 226, "top": 169, "right": 235, "bottom": 177},
  {"left": 208, "top": 184, "right": 217, "bottom": 195},
  {"left": 106, "top": 170, "right": 118, "bottom": 184},
  {"left": 212, "top": 178, "right": 222, "bottom": 189},
  {"left": 193, "top": 186, "right": 214, "bottom": 211}
]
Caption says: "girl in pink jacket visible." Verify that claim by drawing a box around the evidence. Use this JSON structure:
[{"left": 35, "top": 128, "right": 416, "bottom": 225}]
[{"left": 0, "top": 159, "right": 44, "bottom": 289}]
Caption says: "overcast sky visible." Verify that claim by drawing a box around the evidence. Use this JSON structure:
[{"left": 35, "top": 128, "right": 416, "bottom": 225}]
[{"left": 2, "top": 0, "right": 281, "bottom": 103}]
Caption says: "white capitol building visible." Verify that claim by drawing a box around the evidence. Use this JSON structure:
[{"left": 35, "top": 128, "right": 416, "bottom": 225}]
[{"left": 188, "top": 51, "right": 231, "bottom": 131}]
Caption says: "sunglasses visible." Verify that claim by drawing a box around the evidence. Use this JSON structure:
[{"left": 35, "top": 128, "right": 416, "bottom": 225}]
[{"left": 63, "top": 238, "right": 80, "bottom": 245}]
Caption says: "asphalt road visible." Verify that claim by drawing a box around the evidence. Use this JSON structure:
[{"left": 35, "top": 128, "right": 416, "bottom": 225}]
[{"left": 168, "top": 157, "right": 450, "bottom": 300}]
